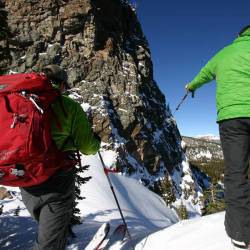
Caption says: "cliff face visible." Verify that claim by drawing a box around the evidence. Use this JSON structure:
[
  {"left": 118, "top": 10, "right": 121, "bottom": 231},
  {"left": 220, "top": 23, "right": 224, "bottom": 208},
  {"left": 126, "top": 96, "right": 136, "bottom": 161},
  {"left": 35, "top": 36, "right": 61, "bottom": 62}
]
[{"left": 2, "top": 0, "right": 203, "bottom": 206}]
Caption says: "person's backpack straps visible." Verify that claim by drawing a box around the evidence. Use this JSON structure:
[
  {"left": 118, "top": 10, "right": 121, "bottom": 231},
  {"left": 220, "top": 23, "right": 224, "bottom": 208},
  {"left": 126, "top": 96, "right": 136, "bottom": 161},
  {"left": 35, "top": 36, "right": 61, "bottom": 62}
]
[{"left": 3, "top": 95, "right": 13, "bottom": 113}]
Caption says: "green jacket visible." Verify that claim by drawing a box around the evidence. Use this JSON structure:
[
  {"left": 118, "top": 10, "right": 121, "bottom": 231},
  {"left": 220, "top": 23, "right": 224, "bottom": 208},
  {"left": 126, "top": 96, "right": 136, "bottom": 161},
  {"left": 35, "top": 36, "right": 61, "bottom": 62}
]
[
  {"left": 188, "top": 28, "right": 250, "bottom": 122},
  {"left": 51, "top": 94, "right": 100, "bottom": 155}
]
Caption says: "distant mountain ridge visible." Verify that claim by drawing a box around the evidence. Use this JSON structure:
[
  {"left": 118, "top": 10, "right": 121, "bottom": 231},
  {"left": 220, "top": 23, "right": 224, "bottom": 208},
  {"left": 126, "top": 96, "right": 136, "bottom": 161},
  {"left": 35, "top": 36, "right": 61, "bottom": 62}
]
[
  {"left": 195, "top": 135, "right": 220, "bottom": 144},
  {"left": 182, "top": 136, "right": 223, "bottom": 162}
]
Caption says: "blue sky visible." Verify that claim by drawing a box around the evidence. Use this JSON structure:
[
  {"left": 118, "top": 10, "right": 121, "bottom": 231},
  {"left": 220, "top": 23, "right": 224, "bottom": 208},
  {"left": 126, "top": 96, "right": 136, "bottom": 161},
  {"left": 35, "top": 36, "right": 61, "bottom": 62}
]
[{"left": 132, "top": 0, "right": 250, "bottom": 137}]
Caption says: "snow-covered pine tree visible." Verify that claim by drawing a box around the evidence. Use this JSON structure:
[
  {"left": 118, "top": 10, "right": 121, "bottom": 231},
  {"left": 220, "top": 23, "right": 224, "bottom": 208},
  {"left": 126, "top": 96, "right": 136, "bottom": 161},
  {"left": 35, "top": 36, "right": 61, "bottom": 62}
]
[
  {"left": 149, "top": 177, "right": 176, "bottom": 207},
  {"left": 0, "top": 204, "right": 3, "bottom": 215},
  {"left": 14, "top": 206, "right": 21, "bottom": 216},
  {"left": 159, "top": 176, "right": 176, "bottom": 206},
  {"left": 176, "top": 201, "right": 188, "bottom": 220},
  {"left": 70, "top": 155, "right": 92, "bottom": 227}
]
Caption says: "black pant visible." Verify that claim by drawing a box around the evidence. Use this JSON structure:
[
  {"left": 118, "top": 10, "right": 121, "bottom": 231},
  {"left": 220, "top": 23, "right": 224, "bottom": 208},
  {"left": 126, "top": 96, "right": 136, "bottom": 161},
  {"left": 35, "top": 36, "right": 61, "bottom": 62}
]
[
  {"left": 219, "top": 118, "right": 250, "bottom": 243},
  {"left": 20, "top": 168, "right": 76, "bottom": 250}
]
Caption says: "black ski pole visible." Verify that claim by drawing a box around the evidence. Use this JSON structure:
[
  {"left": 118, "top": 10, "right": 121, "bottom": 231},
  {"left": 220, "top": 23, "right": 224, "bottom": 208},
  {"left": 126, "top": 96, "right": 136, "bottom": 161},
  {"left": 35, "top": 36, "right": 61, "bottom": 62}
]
[
  {"left": 97, "top": 151, "right": 135, "bottom": 249},
  {"left": 174, "top": 90, "right": 194, "bottom": 114}
]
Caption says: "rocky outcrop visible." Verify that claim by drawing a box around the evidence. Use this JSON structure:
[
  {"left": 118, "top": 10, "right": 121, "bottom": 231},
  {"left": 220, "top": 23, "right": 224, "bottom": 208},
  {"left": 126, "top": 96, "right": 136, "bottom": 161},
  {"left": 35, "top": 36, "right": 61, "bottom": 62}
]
[{"left": 2, "top": 0, "right": 201, "bottom": 203}]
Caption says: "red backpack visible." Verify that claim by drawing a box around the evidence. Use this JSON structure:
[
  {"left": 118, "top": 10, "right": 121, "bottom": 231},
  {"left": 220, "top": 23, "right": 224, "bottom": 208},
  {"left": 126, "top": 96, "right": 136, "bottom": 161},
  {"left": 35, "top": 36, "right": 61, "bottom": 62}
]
[{"left": 0, "top": 73, "right": 65, "bottom": 187}]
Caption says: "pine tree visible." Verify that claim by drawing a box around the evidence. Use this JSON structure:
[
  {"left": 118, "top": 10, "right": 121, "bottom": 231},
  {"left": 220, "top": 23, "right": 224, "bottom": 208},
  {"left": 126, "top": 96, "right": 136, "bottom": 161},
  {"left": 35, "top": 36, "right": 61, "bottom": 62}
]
[
  {"left": 0, "top": 204, "right": 3, "bottom": 215},
  {"left": 70, "top": 153, "right": 92, "bottom": 227},
  {"left": 202, "top": 182, "right": 225, "bottom": 215},
  {"left": 159, "top": 176, "right": 176, "bottom": 206},
  {"left": 183, "top": 187, "right": 190, "bottom": 200},
  {"left": 199, "top": 195, "right": 207, "bottom": 216},
  {"left": 14, "top": 205, "right": 21, "bottom": 216},
  {"left": 176, "top": 201, "right": 188, "bottom": 220},
  {"left": 0, "top": 2, "right": 12, "bottom": 74}
]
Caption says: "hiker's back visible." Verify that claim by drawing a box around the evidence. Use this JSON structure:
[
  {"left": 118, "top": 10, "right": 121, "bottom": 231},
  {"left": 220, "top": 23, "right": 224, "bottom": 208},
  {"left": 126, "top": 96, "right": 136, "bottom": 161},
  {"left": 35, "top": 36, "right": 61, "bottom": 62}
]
[
  {"left": 209, "top": 36, "right": 250, "bottom": 121},
  {"left": 215, "top": 38, "right": 250, "bottom": 83},
  {"left": 51, "top": 94, "right": 100, "bottom": 155}
]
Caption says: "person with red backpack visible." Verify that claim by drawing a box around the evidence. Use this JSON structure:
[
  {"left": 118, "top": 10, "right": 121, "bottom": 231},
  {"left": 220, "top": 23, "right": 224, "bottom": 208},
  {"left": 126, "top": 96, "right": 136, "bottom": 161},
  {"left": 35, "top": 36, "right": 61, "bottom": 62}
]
[
  {"left": 186, "top": 25, "right": 250, "bottom": 249},
  {"left": 0, "top": 65, "right": 100, "bottom": 249}
]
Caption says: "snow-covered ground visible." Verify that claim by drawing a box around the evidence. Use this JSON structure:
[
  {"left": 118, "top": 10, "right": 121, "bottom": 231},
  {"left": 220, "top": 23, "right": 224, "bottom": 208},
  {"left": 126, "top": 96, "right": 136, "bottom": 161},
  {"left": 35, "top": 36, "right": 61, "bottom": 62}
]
[
  {"left": 0, "top": 152, "right": 232, "bottom": 249},
  {"left": 137, "top": 212, "right": 232, "bottom": 250}
]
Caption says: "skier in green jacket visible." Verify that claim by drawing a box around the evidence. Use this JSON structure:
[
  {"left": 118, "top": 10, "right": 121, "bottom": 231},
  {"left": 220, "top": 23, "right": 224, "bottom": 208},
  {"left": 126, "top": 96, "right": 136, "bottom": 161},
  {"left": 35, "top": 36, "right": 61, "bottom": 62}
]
[
  {"left": 20, "top": 65, "right": 100, "bottom": 250},
  {"left": 186, "top": 25, "right": 250, "bottom": 249}
]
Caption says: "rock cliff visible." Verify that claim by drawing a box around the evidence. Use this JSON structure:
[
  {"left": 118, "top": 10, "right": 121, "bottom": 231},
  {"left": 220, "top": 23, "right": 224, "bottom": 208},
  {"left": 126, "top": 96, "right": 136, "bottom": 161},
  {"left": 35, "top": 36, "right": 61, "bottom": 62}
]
[{"left": 1, "top": 0, "right": 204, "bottom": 207}]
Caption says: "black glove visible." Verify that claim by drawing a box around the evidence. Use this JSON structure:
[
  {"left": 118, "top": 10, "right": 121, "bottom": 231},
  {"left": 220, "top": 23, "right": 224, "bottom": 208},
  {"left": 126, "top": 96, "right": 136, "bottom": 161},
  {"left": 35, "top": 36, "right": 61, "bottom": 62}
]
[{"left": 185, "top": 83, "right": 195, "bottom": 98}]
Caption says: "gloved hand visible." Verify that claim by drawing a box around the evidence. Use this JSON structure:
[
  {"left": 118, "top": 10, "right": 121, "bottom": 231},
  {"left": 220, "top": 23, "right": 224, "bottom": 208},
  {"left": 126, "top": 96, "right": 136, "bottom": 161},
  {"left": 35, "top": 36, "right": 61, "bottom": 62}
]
[
  {"left": 185, "top": 83, "right": 195, "bottom": 98},
  {"left": 185, "top": 83, "right": 191, "bottom": 92}
]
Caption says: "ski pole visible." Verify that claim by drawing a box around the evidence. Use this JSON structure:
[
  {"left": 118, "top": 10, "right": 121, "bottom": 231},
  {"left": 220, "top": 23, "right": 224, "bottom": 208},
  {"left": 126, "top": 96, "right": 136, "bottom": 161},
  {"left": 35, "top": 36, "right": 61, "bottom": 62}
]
[
  {"left": 174, "top": 90, "right": 194, "bottom": 114},
  {"left": 97, "top": 151, "right": 135, "bottom": 249}
]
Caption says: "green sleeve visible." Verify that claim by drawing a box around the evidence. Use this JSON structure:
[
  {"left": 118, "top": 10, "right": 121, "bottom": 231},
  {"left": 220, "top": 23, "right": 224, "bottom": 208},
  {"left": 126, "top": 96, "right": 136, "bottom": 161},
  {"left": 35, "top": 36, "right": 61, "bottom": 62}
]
[
  {"left": 188, "top": 58, "right": 216, "bottom": 91},
  {"left": 72, "top": 104, "right": 100, "bottom": 155}
]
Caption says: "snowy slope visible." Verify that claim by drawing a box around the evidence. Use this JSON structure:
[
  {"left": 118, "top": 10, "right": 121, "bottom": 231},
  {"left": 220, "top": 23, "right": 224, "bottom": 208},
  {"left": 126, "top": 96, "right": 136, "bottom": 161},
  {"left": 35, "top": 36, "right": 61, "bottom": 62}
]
[
  {"left": 0, "top": 152, "right": 231, "bottom": 250},
  {"left": 0, "top": 152, "right": 178, "bottom": 249},
  {"left": 74, "top": 153, "right": 179, "bottom": 249},
  {"left": 137, "top": 212, "right": 231, "bottom": 250}
]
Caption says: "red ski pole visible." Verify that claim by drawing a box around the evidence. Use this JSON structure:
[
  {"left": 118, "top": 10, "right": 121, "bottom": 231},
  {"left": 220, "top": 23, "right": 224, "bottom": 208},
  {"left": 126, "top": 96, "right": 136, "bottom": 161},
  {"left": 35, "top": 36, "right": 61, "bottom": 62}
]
[{"left": 97, "top": 151, "right": 134, "bottom": 249}]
